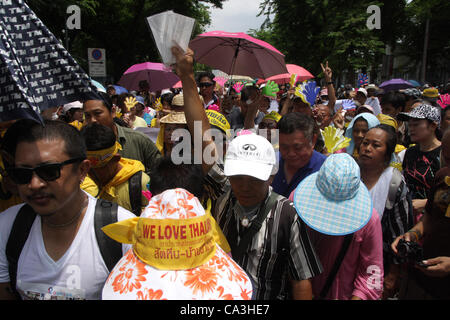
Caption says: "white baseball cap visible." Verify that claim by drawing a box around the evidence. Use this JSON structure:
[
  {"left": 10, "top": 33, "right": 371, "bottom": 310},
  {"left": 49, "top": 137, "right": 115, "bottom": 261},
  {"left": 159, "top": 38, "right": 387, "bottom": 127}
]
[
  {"left": 62, "top": 101, "right": 83, "bottom": 113},
  {"left": 224, "top": 133, "right": 276, "bottom": 181},
  {"left": 356, "top": 88, "right": 368, "bottom": 97}
]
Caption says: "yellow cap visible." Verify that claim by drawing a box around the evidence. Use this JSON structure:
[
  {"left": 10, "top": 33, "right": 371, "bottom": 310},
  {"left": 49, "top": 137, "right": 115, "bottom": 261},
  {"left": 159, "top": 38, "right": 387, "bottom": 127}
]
[{"left": 206, "top": 109, "right": 230, "bottom": 133}]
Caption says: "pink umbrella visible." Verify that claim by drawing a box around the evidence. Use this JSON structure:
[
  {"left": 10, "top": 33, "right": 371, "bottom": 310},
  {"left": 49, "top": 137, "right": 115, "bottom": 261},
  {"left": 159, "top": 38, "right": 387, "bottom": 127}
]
[
  {"left": 172, "top": 80, "right": 182, "bottom": 88},
  {"left": 257, "top": 64, "right": 314, "bottom": 85},
  {"left": 118, "top": 62, "right": 180, "bottom": 92},
  {"left": 189, "top": 31, "right": 288, "bottom": 79}
]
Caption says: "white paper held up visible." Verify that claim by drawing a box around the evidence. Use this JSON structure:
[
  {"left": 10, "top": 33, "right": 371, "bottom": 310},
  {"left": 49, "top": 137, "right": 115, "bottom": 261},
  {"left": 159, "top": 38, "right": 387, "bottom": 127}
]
[{"left": 146, "top": 10, "right": 196, "bottom": 66}]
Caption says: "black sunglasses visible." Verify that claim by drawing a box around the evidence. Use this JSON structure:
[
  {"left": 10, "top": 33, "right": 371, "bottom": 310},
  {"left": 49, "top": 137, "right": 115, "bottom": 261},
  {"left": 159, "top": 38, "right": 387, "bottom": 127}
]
[
  {"left": 7, "top": 157, "right": 85, "bottom": 185},
  {"left": 199, "top": 82, "right": 214, "bottom": 88}
]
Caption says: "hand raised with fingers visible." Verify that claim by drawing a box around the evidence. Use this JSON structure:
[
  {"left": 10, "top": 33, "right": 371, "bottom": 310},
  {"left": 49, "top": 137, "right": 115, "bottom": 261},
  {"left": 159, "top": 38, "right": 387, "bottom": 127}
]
[
  {"left": 321, "top": 61, "right": 332, "bottom": 82},
  {"left": 262, "top": 80, "right": 279, "bottom": 98}
]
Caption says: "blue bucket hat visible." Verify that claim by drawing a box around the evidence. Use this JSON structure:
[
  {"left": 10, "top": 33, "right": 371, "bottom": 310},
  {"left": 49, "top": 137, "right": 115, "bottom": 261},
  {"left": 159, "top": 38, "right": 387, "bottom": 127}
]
[
  {"left": 344, "top": 113, "right": 380, "bottom": 155},
  {"left": 293, "top": 153, "right": 372, "bottom": 235}
]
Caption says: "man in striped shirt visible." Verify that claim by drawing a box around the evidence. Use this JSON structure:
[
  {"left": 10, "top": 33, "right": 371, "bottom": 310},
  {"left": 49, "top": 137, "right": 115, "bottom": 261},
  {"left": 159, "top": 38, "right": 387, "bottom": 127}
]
[
  {"left": 214, "top": 133, "right": 322, "bottom": 300},
  {"left": 170, "top": 46, "right": 321, "bottom": 299}
]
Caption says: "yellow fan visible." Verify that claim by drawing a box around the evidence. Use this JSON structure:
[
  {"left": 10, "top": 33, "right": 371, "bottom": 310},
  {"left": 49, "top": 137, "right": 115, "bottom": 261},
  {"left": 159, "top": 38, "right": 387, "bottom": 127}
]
[
  {"left": 124, "top": 97, "right": 137, "bottom": 111},
  {"left": 321, "top": 126, "right": 351, "bottom": 154},
  {"left": 289, "top": 74, "right": 297, "bottom": 88},
  {"left": 154, "top": 97, "right": 163, "bottom": 111}
]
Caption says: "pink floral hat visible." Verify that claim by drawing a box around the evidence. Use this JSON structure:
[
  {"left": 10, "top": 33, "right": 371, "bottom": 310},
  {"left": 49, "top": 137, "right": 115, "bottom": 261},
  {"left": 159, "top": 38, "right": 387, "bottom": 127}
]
[{"left": 101, "top": 188, "right": 253, "bottom": 300}]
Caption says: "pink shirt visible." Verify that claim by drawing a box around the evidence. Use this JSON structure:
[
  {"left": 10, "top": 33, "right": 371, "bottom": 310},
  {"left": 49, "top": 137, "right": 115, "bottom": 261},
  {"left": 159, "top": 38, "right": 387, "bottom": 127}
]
[{"left": 289, "top": 193, "right": 384, "bottom": 300}]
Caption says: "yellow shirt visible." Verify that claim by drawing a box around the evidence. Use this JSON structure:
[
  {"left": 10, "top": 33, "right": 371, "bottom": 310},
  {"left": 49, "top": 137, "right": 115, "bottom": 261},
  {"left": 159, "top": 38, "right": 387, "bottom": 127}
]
[
  {"left": 132, "top": 116, "right": 148, "bottom": 128},
  {"left": 81, "top": 158, "right": 150, "bottom": 214}
]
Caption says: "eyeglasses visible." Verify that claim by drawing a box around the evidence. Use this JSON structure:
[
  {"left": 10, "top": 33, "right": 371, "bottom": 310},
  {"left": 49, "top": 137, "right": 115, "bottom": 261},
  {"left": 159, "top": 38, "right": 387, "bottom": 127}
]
[
  {"left": 199, "top": 82, "right": 214, "bottom": 88},
  {"left": 7, "top": 157, "right": 85, "bottom": 185}
]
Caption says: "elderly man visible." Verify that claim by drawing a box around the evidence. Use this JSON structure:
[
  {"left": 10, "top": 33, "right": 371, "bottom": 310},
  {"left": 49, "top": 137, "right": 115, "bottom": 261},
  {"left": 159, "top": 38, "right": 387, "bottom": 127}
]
[
  {"left": 271, "top": 112, "right": 326, "bottom": 198},
  {"left": 83, "top": 92, "right": 161, "bottom": 175},
  {"left": 0, "top": 120, "right": 135, "bottom": 300},
  {"left": 214, "top": 133, "right": 322, "bottom": 300}
]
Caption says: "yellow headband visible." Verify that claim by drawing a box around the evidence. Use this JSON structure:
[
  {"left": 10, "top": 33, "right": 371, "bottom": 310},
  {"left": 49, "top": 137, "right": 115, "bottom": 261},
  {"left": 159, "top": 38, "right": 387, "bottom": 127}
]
[
  {"left": 102, "top": 214, "right": 221, "bottom": 270},
  {"left": 263, "top": 111, "right": 282, "bottom": 123},
  {"left": 377, "top": 114, "right": 398, "bottom": 130},
  {"left": 86, "top": 141, "right": 122, "bottom": 168}
]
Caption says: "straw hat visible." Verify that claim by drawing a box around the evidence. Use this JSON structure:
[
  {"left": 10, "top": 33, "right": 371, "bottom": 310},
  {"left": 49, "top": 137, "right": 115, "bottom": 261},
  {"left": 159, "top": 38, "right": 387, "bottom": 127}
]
[
  {"left": 101, "top": 188, "right": 253, "bottom": 300},
  {"left": 171, "top": 93, "right": 204, "bottom": 107},
  {"left": 159, "top": 111, "right": 186, "bottom": 124}
]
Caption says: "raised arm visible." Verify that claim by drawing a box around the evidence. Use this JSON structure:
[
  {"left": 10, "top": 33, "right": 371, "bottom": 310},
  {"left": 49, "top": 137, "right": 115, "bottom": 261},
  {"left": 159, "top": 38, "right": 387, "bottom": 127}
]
[
  {"left": 171, "top": 47, "right": 217, "bottom": 174},
  {"left": 321, "top": 61, "right": 336, "bottom": 112}
]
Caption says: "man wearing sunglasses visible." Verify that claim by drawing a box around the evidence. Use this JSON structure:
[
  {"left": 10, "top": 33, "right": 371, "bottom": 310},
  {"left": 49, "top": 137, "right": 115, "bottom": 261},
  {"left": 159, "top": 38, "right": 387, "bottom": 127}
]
[
  {"left": 197, "top": 72, "right": 219, "bottom": 109},
  {"left": 0, "top": 120, "right": 135, "bottom": 300}
]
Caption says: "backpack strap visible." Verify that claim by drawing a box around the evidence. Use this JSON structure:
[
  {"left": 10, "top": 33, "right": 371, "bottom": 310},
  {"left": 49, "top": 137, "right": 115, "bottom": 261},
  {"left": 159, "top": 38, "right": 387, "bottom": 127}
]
[
  {"left": 231, "top": 191, "right": 280, "bottom": 263},
  {"left": 94, "top": 199, "right": 122, "bottom": 272},
  {"left": 128, "top": 171, "right": 142, "bottom": 216},
  {"left": 5, "top": 204, "right": 37, "bottom": 299},
  {"left": 318, "top": 233, "right": 353, "bottom": 299},
  {"left": 385, "top": 168, "right": 403, "bottom": 210}
]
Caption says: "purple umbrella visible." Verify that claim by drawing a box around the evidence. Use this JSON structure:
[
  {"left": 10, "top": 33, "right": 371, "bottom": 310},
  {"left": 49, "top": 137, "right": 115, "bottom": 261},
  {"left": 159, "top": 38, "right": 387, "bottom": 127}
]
[
  {"left": 379, "top": 78, "right": 414, "bottom": 92},
  {"left": 189, "top": 31, "right": 288, "bottom": 79},
  {"left": 118, "top": 62, "right": 180, "bottom": 92}
]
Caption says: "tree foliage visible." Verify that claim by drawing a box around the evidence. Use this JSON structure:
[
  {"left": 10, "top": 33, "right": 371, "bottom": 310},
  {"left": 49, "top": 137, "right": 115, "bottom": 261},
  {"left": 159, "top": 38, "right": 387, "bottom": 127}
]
[
  {"left": 252, "top": 0, "right": 449, "bottom": 85},
  {"left": 26, "top": 0, "right": 224, "bottom": 82}
]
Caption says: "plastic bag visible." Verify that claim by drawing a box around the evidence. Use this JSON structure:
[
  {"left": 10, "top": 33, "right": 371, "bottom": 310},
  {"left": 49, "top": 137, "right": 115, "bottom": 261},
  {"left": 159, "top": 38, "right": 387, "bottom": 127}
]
[{"left": 146, "top": 10, "right": 196, "bottom": 66}]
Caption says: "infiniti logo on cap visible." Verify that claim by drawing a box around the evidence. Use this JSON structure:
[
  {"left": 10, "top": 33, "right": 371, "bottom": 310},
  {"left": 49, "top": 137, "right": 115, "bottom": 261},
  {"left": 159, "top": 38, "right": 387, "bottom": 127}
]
[{"left": 242, "top": 144, "right": 257, "bottom": 151}]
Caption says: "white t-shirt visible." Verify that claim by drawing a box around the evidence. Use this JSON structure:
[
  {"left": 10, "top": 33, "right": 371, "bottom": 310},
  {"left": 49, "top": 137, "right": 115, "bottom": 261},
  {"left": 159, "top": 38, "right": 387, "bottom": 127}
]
[{"left": 0, "top": 192, "right": 134, "bottom": 300}]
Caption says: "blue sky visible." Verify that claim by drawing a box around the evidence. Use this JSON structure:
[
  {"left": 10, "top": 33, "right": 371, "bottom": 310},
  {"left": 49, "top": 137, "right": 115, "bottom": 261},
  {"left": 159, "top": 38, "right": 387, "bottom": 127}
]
[{"left": 205, "top": 0, "right": 271, "bottom": 33}]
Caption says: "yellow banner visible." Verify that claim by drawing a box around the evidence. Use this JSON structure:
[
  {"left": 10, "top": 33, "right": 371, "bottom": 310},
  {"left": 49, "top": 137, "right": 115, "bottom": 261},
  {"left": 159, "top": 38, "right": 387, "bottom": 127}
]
[{"left": 103, "top": 215, "right": 217, "bottom": 270}]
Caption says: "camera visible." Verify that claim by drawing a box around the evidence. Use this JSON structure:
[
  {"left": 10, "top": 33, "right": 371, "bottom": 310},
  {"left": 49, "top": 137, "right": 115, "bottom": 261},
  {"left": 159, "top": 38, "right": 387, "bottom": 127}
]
[{"left": 397, "top": 239, "right": 426, "bottom": 267}]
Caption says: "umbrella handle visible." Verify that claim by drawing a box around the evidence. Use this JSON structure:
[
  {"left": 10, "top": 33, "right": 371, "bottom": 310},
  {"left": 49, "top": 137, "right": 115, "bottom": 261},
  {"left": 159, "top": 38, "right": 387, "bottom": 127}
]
[{"left": 228, "top": 39, "right": 241, "bottom": 83}]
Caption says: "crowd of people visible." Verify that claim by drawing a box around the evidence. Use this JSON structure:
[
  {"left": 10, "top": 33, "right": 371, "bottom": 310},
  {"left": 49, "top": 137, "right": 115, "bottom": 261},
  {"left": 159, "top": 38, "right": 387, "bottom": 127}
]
[{"left": 0, "top": 45, "right": 449, "bottom": 301}]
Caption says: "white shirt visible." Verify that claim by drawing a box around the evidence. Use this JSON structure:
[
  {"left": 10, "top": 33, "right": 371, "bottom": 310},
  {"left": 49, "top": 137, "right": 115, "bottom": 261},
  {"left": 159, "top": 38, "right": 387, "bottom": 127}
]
[
  {"left": 368, "top": 166, "right": 394, "bottom": 219},
  {"left": 0, "top": 192, "right": 134, "bottom": 300}
]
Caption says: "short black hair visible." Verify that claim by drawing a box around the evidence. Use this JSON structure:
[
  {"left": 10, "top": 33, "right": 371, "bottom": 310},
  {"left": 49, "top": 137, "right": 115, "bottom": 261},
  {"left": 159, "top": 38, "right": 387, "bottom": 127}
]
[
  {"left": 1, "top": 119, "right": 38, "bottom": 167},
  {"left": 161, "top": 92, "right": 174, "bottom": 106},
  {"left": 83, "top": 91, "right": 113, "bottom": 112},
  {"left": 80, "top": 123, "right": 116, "bottom": 151},
  {"left": 5, "top": 119, "right": 86, "bottom": 162},
  {"left": 196, "top": 71, "right": 216, "bottom": 85},
  {"left": 380, "top": 91, "right": 406, "bottom": 111},
  {"left": 149, "top": 157, "right": 204, "bottom": 200},
  {"left": 371, "top": 124, "right": 397, "bottom": 166},
  {"left": 278, "top": 112, "right": 315, "bottom": 141},
  {"left": 240, "top": 85, "right": 259, "bottom": 103}
]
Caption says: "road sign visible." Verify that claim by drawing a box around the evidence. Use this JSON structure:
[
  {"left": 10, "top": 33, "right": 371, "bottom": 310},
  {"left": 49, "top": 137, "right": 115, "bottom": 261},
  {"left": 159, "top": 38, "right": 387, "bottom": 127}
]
[{"left": 88, "top": 48, "right": 106, "bottom": 77}]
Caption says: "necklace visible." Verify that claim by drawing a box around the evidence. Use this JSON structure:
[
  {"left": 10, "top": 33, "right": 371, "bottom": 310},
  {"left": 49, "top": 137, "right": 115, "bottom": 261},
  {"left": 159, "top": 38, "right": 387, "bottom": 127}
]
[{"left": 44, "top": 197, "right": 88, "bottom": 228}]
